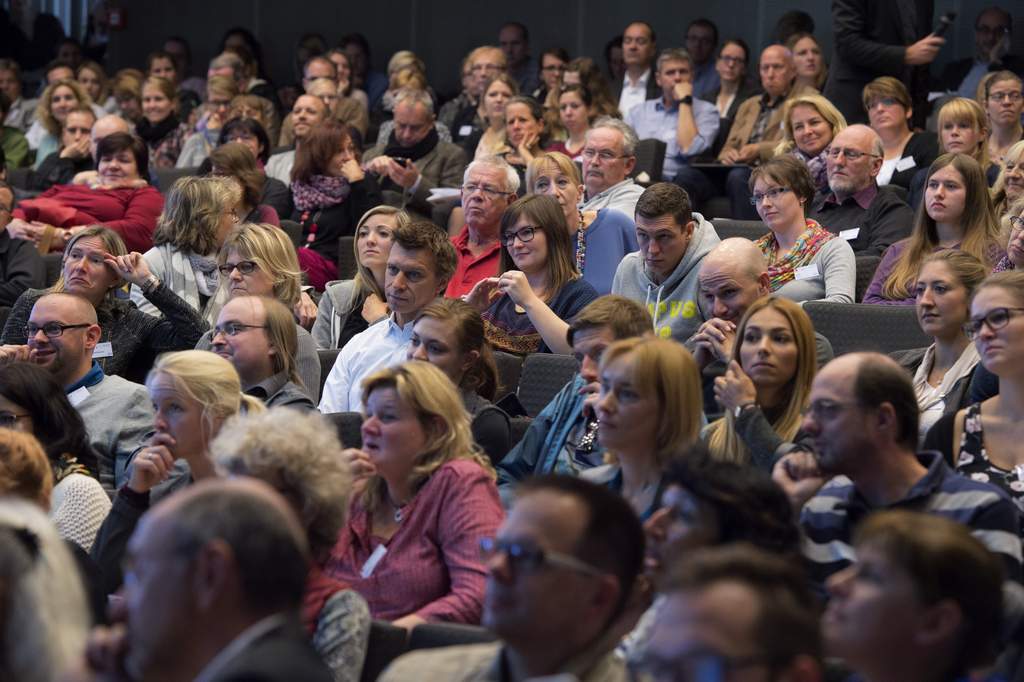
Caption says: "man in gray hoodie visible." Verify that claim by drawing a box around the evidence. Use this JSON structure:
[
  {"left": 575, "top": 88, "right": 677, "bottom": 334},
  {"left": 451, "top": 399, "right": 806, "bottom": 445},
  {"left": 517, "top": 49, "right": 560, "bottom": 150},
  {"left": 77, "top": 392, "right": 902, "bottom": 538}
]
[{"left": 611, "top": 182, "right": 719, "bottom": 342}]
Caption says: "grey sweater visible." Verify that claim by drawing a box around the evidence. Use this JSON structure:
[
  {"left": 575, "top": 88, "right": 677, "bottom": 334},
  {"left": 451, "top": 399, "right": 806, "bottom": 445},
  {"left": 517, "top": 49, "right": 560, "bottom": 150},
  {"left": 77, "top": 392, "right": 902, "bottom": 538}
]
[{"left": 772, "top": 238, "right": 856, "bottom": 304}]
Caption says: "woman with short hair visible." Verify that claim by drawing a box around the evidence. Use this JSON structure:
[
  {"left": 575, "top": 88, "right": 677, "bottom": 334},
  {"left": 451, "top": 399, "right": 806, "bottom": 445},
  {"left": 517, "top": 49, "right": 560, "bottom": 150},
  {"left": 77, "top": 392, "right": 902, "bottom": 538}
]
[
  {"left": 863, "top": 77, "right": 939, "bottom": 190},
  {"left": 981, "top": 70, "right": 1023, "bottom": 165}
]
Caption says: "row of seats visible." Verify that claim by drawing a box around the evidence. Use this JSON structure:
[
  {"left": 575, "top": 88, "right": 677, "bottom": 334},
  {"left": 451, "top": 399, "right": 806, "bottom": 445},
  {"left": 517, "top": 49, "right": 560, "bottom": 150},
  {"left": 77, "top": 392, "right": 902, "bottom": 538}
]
[{"left": 360, "top": 621, "right": 495, "bottom": 682}]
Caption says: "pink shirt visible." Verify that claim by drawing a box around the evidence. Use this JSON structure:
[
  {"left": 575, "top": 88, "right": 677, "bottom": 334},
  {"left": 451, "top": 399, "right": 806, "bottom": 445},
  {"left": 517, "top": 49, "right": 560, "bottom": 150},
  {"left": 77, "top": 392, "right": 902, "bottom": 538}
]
[{"left": 326, "top": 459, "right": 504, "bottom": 623}]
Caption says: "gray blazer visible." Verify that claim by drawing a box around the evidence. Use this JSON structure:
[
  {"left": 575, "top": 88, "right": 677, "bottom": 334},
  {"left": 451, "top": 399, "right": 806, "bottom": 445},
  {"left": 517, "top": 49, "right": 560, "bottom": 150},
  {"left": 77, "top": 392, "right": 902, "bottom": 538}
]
[{"left": 362, "top": 139, "right": 468, "bottom": 220}]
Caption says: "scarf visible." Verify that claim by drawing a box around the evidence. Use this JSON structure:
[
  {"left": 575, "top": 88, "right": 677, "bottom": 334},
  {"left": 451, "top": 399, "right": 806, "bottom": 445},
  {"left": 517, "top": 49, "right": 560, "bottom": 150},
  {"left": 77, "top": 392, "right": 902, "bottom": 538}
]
[
  {"left": 291, "top": 174, "right": 351, "bottom": 212},
  {"left": 755, "top": 219, "right": 836, "bottom": 291},
  {"left": 993, "top": 255, "right": 1016, "bottom": 273},
  {"left": 135, "top": 114, "right": 181, "bottom": 144},
  {"left": 795, "top": 149, "right": 829, "bottom": 193},
  {"left": 146, "top": 244, "right": 230, "bottom": 323},
  {"left": 382, "top": 126, "right": 440, "bottom": 162}
]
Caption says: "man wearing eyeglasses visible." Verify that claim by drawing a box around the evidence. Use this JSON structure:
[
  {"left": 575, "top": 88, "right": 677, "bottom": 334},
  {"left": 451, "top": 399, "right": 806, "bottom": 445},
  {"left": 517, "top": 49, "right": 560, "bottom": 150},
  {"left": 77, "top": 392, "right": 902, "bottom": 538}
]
[
  {"left": 940, "top": 7, "right": 1022, "bottom": 97},
  {"left": 579, "top": 117, "right": 645, "bottom": 218},
  {"left": 808, "top": 125, "right": 914, "bottom": 256},
  {"left": 445, "top": 158, "right": 519, "bottom": 298},
  {"left": 1, "top": 292, "right": 153, "bottom": 493},
  {"left": 380, "top": 475, "right": 644, "bottom": 682},
  {"left": 210, "top": 296, "right": 315, "bottom": 411},
  {"left": 773, "top": 353, "right": 1022, "bottom": 590}
]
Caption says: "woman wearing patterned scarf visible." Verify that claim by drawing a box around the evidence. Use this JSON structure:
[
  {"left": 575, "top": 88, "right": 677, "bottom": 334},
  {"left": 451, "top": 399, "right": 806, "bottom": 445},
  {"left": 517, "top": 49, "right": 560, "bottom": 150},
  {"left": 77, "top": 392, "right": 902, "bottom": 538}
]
[
  {"left": 749, "top": 155, "right": 855, "bottom": 303},
  {"left": 290, "top": 120, "right": 382, "bottom": 290},
  {"left": 774, "top": 94, "right": 847, "bottom": 195}
]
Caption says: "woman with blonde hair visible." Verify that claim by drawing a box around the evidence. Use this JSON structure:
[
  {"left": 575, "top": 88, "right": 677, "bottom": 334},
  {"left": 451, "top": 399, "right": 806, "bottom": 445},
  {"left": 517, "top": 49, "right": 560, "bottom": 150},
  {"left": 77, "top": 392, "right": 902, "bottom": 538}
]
[
  {"left": 474, "top": 73, "right": 519, "bottom": 160},
  {"left": 195, "top": 222, "right": 320, "bottom": 395},
  {"left": 775, "top": 94, "right": 847, "bottom": 193},
  {"left": 993, "top": 196, "right": 1024, "bottom": 273},
  {"left": 526, "top": 151, "right": 637, "bottom": 294},
  {"left": 327, "top": 361, "right": 503, "bottom": 627},
  {"left": 465, "top": 194, "right": 598, "bottom": 355},
  {"left": 26, "top": 79, "right": 93, "bottom": 168},
  {"left": 129, "top": 175, "right": 241, "bottom": 319},
  {"left": 703, "top": 297, "right": 817, "bottom": 470},
  {"left": 313, "top": 206, "right": 409, "bottom": 349},
  {"left": 991, "top": 140, "right": 1024, "bottom": 220},
  {"left": 76, "top": 60, "right": 115, "bottom": 114},
  {"left": 865, "top": 153, "right": 1004, "bottom": 305},
  {"left": 138, "top": 76, "right": 190, "bottom": 169},
  {"left": 111, "top": 71, "right": 143, "bottom": 125},
  {"left": 585, "top": 336, "right": 703, "bottom": 519}
]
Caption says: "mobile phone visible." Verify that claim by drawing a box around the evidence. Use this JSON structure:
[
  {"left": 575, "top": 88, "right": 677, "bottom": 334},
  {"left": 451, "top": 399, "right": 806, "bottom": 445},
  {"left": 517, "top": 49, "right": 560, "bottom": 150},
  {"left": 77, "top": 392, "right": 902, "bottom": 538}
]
[
  {"left": 934, "top": 11, "right": 956, "bottom": 37},
  {"left": 391, "top": 156, "right": 411, "bottom": 166}
]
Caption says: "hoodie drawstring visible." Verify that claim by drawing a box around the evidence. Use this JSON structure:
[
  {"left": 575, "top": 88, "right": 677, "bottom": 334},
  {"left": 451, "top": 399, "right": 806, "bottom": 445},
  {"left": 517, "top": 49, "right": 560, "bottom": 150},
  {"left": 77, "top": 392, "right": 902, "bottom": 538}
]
[{"left": 644, "top": 283, "right": 664, "bottom": 333}]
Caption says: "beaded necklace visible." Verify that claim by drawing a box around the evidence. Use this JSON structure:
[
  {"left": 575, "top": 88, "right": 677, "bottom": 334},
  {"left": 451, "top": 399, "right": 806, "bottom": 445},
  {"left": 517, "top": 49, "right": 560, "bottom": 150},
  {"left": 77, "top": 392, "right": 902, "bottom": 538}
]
[
  {"left": 299, "top": 209, "right": 322, "bottom": 248},
  {"left": 574, "top": 211, "right": 588, "bottom": 272}
]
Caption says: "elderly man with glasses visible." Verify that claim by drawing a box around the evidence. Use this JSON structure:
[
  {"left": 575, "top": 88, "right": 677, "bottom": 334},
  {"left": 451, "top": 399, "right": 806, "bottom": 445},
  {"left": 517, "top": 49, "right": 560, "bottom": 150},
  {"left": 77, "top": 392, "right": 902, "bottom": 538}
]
[
  {"left": 579, "top": 117, "right": 645, "bottom": 219},
  {"left": 808, "top": 124, "right": 914, "bottom": 256},
  {"left": 379, "top": 475, "right": 644, "bottom": 682}
]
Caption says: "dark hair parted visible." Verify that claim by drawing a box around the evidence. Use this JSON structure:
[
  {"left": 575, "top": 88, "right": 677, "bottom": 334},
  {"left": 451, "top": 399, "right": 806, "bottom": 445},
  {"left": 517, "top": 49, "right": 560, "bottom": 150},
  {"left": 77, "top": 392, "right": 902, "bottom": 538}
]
[
  {"left": 499, "top": 194, "right": 579, "bottom": 296},
  {"left": 391, "top": 221, "right": 458, "bottom": 289},
  {"left": 218, "top": 116, "right": 271, "bottom": 164},
  {"left": 748, "top": 154, "right": 816, "bottom": 205},
  {"left": 291, "top": 119, "right": 349, "bottom": 184},
  {"left": 635, "top": 182, "right": 693, "bottom": 227},
  {"left": 96, "top": 132, "right": 149, "bottom": 179}
]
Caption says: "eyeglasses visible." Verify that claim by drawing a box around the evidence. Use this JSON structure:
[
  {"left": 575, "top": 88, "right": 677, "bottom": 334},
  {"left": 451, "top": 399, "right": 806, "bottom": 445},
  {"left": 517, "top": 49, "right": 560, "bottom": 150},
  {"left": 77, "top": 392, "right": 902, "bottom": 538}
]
[
  {"left": 24, "top": 322, "right": 90, "bottom": 339},
  {"left": 629, "top": 650, "right": 774, "bottom": 682},
  {"left": 964, "top": 307, "right": 1024, "bottom": 339},
  {"left": 802, "top": 399, "right": 857, "bottom": 422},
  {"left": 217, "top": 260, "right": 259, "bottom": 276},
  {"left": 749, "top": 187, "right": 790, "bottom": 205},
  {"left": 988, "top": 91, "right": 1023, "bottom": 103},
  {"left": 479, "top": 537, "right": 605, "bottom": 577},
  {"left": 502, "top": 226, "right": 537, "bottom": 246},
  {"left": 581, "top": 148, "right": 628, "bottom": 162},
  {"left": 212, "top": 321, "right": 266, "bottom": 337},
  {"left": 0, "top": 411, "right": 31, "bottom": 428},
  {"left": 462, "top": 183, "right": 507, "bottom": 199},
  {"left": 826, "top": 147, "right": 880, "bottom": 161}
]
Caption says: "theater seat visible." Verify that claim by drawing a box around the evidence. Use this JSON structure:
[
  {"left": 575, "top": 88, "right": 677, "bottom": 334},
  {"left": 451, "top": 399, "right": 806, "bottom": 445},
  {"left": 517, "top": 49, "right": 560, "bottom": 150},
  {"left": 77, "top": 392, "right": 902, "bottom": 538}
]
[
  {"left": 408, "top": 622, "right": 496, "bottom": 651},
  {"left": 338, "top": 235, "right": 357, "bottom": 279},
  {"left": 632, "top": 138, "right": 666, "bottom": 185},
  {"left": 323, "top": 411, "right": 363, "bottom": 448},
  {"left": 854, "top": 255, "right": 882, "bottom": 303},
  {"left": 493, "top": 351, "right": 524, "bottom": 399},
  {"left": 155, "top": 166, "right": 198, "bottom": 194},
  {"left": 279, "top": 219, "right": 303, "bottom": 248},
  {"left": 517, "top": 354, "right": 579, "bottom": 418},
  {"left": 317, "top": 348, "right": 340, "bottom": 402},
  {"left": 360, "top": 620, "right": 409, "bottom": 682},
  {"left": 711, "top": 218, "right": 769, "bottom": 241},
  {"left": 803, "top": 301, "right": 929, "bottom": 357},
  {"left": 42, "top": 253, "right": 62, "bottom": 287}
]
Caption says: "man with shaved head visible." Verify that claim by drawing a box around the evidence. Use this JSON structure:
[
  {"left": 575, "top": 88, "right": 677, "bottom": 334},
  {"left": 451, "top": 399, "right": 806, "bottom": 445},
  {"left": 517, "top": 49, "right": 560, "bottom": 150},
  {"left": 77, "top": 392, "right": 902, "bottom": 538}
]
[
  {"left": 809, "top": 124, "right": 914, "bottom": 256},
  {"left": 691, "top": 238, "right": 833, "bottom": 412},
  {"left": 80, "top": 478, "right": 333, "bottom": 681},
  {"left": 773, "top": 353, "right": 1022, "bottom": 589},
  {"left": 0, "top": 292, "right": 152, "bottom": 492}
]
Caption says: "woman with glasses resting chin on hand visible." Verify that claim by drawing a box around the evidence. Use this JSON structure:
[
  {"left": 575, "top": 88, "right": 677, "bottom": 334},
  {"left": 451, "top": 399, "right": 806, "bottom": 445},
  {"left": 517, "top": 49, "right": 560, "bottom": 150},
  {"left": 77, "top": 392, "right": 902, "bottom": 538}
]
[
  {"left": 463, "top": 195, "right": 598, "bottom": 356},
  {"left": 924, "top": 271, "right": 1024, "bottom": 522}
]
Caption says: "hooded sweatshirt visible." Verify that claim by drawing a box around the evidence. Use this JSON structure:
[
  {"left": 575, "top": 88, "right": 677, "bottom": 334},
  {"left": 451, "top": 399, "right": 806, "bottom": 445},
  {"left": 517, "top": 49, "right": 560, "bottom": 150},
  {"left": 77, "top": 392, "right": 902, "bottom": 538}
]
[{"left": 611, "top": 212, "right": 720, "bottom": 342}]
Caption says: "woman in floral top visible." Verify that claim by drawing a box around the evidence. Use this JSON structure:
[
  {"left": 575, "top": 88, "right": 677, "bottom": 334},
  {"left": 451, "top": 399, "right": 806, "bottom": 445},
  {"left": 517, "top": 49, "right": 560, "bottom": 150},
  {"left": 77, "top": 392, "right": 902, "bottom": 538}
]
[{"left": 749, "top": 155, "right": 855, "bottom": 303}]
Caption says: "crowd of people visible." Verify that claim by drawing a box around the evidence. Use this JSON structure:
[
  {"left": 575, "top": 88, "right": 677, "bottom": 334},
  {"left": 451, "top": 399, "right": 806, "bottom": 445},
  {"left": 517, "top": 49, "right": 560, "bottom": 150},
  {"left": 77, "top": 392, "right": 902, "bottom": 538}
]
[{"left": 0, "top": 6, "right": 1023, "bottom": 682}]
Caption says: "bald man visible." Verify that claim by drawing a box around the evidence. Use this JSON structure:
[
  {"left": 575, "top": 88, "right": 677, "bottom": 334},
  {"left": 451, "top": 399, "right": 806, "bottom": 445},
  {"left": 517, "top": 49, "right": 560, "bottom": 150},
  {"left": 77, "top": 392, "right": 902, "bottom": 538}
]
[
  {"left": 809, "top": 124, "right": 914, "bottom": 257},
  {"left": 83, "top": 478, "right": 333, "bottom": 682},
  {"left": 773, "top": 353, "right": 1022, "bottom": 589},
  {"left": 691, "top": 239, "right": 833, "bottom": 414},
  {"left": 12, "top": 293, "right": 152, "bottom": 493}
]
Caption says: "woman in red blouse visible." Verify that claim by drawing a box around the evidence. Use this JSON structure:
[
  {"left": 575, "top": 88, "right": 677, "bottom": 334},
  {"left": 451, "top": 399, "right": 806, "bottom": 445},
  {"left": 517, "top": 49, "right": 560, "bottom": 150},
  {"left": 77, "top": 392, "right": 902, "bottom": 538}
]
[
  {"left": 7, "top": 133, "right": 163, "bottom": 254},
  {"left": 327, "top": 361, "right": 504, "bottom": 628}
]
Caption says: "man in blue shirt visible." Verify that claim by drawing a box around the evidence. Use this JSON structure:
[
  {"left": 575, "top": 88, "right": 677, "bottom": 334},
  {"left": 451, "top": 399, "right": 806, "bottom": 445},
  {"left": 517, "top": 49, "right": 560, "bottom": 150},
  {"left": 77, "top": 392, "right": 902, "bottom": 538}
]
[{"left": 625, "top": 48, "right": 720, "bottom": 209}]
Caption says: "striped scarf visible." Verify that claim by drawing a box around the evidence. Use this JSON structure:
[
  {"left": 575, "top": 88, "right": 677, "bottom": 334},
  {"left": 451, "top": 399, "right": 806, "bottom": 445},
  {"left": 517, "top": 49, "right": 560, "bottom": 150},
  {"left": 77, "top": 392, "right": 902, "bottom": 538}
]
[{"left": 755, "top": 219, "right": 836, "bottom": 291}]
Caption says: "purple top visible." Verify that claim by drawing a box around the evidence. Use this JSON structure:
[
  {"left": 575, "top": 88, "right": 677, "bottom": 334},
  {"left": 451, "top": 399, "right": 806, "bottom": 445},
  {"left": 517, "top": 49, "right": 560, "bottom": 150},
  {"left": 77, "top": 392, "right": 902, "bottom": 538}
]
[
  {"left": 863, "top": 239, "right": 1006, "bottom": 305},
  {"left": 326, "top": 459, "right": 503, "bottom": 623}
]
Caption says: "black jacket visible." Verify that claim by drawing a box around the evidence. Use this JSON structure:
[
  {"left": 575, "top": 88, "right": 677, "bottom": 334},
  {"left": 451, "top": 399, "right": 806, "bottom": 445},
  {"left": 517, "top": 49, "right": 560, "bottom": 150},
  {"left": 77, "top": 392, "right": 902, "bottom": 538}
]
[
  {"left": 290, "top": 176, "right": 382, "bottom": 266},
  {"left": 0, "top": 232, "right": 44, "bottom": 307},
  {"left": 29, "top": 152, "right": 94, "bottom": 191},
  {"left": 939, "top": 55, "right": 1024, "bottom": 93}
]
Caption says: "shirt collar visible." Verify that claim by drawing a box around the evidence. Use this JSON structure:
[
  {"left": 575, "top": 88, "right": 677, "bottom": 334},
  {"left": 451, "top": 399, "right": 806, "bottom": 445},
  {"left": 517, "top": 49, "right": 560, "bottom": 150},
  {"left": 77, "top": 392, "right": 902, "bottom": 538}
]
[
  {"left": 587, "top": 178, "right": 636, "bottom": 202},
  {"left": 822, "top": 183, "right": 879, "bottom": 210},
  {"left": 846, "top": 453, "right": 948, "bottom": 510},
  {"left": 623, "top": 69, "right": 651, "bottom": 89},
  {"left": 65, "top": 361, "right": 104, "bottom": 393},
  {"left": 244, "top": 370, "right": 289, "bottom": 398}
]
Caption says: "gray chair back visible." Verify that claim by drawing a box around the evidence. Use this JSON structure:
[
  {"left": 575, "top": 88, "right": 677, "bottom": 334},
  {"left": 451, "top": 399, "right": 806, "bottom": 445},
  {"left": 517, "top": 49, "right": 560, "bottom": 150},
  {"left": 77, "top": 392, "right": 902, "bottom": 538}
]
[
  {"left": 517, "top": 353, "right": 579, "bottom": 418},
  {"left": 803, "top": 301, "right": 930, "bottom": 356},
  {"left": 711, "top": 218, "right": 770, "bottom": 241}
]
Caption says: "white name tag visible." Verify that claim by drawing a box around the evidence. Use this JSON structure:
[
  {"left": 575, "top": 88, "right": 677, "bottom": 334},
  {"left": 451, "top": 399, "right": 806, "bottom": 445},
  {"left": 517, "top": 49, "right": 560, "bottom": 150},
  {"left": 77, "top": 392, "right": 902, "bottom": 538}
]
[
  {"left": 92, "top": 342, "right": 113, "bottom": 359},
  {"left": 360, "top": 544, "right": 388, "bottom": 578},
  {"left": 895, "top": 156, "right": 916, "bottom": 172},
  {"left": 68, "top": 385, "right": 90, "bottom": 407},
  {"left": 839, "top": 228, "right": 860, "bottom": 241},
  {"left": 795, "top": 264, "right": 820, "bottom": 281},
  {"left": 458, "top": 125, "right": 473, "bottom": 137}
]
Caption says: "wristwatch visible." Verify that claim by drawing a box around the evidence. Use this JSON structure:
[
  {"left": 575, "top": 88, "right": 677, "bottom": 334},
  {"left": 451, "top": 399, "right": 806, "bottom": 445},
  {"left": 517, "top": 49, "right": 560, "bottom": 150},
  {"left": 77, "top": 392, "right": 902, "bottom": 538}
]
[
  {"left": 141, "top": 274, "right": 161, "bottom": 294},
  {"left": 680, "top": 95, "right": 693, "bottom": 106},
  {"left": 734, "top": 402, "right": 758, "bottom": 419}
]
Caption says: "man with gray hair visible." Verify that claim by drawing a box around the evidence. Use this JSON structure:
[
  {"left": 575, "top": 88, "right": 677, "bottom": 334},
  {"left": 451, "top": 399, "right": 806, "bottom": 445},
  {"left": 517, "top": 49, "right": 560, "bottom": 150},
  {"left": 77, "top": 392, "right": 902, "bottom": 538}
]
[
  {"left": 363, "top": 88, "right": 468, "bottom": 222},
  {"left": 625, "top": 48, "right": 720, "bottom": 208},
  {"left": 579, "top": 117, "right": 645, "bottom": 218},
  {"left": 78, "top": 478, "right": 334, "bottom": 681},
  {"left": 445, "top": 157, "right": 519, "bottom": 297},
  {"left": 808, "top": 124, "right": 914, "bottom": 256}
]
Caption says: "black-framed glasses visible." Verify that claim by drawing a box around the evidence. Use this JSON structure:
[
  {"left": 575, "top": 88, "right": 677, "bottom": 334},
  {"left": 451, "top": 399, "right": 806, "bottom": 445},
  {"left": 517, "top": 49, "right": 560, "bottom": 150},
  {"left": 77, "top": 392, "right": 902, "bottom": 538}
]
[
  {"left": 212, "top": 321, "right": 266, "bottom": 337},
  {"left": 628, "top": 649, "right": 775, "bottom": 682},
  {"left": 217, "top": 260, "right": 259, "bottom": 277},
  {"left": 502, "top": 226, "right": 537, "bottom": 246},
  {"left": 964, "top": 307, "right": 1024, "bottom": 340},
  {"left": 826, "top": 147, "right": 880, "bottom": 161},
  {"left": 749, "top": 187, "right": 790, "bottom": 205},
  {"left": 802, "top": 399, "right": 857, "bottom": 422},
  {"left": 479, "top": 537, "right": 605, "bottom": 577},
  {"left": 24, "top": 322, "right": 90, "bottom": 339},
  {"left": 0, "top": 411, "right": 31, "bottom": 428}
]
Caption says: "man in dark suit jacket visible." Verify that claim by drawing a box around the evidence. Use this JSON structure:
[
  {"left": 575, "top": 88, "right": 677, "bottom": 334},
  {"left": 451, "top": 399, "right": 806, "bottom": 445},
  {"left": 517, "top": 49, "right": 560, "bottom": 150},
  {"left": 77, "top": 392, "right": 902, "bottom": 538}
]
[
  {"left": 939, "top": 7, "right": 1024, "bottom": 95},
  {"left": 77, "top": 479, "right": 333, "bottom": 682},
  {"left": 363, "top": 88, "right": 468, "bottom": 224},
  {"left": 824, "top": 0, "right": 944, "bottom": 127},
  {"left": 614, "top": 21, "right": 660, "bottom": 116}
]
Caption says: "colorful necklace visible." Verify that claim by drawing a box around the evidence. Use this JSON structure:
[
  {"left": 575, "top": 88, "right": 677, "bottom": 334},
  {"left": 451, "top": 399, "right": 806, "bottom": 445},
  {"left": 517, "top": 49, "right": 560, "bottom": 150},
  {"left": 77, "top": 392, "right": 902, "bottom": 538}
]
[{"left": 574, "top": 211, "right": 588, "bottom": 272}]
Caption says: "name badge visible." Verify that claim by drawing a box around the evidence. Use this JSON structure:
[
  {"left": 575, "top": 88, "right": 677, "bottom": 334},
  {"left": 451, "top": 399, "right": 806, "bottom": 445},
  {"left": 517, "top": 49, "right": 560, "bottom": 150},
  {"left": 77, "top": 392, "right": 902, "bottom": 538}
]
[
  {"left": 92, "top": 341, "right": 113, "bottom": 359},
  {"left": 795, "top": 264, "right": 820, "bottom": 281},
  {"left": 839, "top": 228, "right": 861, "bottom": 241},
  {"left": 360, "top": 544, "right": 388, "bottom": 578},
  {"left": 895, "top": 156, "right": 916, "bottom": 172},
  {"left": 458, "top": 125, "right": 473, "bottom": 137},
  {"left": 68, "top": 385, "right": 90, "bottom": 407}
]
